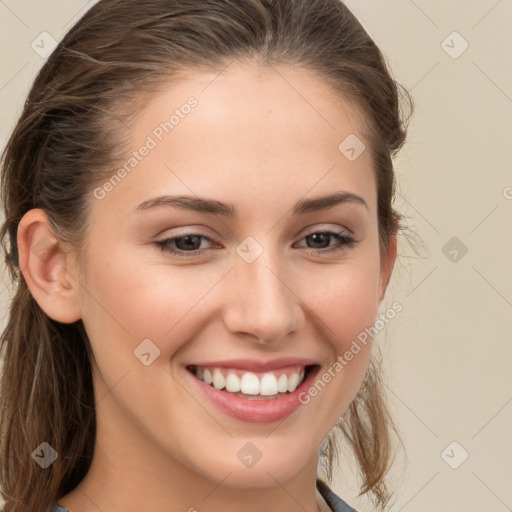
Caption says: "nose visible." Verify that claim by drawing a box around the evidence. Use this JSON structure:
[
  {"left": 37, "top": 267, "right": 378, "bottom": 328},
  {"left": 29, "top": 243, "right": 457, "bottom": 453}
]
[{"left": 223, "top": 247, "right": 305, "bottom": 344}]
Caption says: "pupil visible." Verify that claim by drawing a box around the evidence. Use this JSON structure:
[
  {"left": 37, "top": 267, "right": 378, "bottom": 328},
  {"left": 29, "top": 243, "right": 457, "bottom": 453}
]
[
  {"left": 177, "top": 235, "right": 200, "bottom": 250},
  {"left": 309, "top": 233, "right": 328, "bottom": 248}
]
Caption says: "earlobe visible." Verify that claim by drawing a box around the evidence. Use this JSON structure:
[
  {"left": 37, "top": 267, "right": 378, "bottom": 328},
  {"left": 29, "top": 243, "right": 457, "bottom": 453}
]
[
  {"left": 378, "top": 233, "right": 398, "bottom": 304},
  {"left": 17, "top": 208, "right": 82, "bottom": 323}
]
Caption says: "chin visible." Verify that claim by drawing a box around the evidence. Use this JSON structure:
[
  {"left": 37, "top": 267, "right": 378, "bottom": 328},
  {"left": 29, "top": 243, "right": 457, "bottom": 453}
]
[{"left": 197, "top": 448, "right": 311, "bottom": 489}]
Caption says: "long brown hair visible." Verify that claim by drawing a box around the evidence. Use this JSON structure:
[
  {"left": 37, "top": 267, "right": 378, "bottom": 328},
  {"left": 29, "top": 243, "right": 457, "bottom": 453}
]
[{"left": 0, "top": 1, "right": 413, "bottom": 510}]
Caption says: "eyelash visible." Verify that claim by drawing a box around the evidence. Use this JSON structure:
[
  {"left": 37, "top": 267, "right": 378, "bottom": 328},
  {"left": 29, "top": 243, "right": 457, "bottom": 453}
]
[{"left": 154, "top": 230, "right": 356, "bottom": 257}]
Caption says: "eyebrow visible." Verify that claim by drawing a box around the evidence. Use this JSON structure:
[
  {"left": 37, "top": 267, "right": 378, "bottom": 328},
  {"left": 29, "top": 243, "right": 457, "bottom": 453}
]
[{"left": 133, "top": 191, "right": 369, "bottom": 216}]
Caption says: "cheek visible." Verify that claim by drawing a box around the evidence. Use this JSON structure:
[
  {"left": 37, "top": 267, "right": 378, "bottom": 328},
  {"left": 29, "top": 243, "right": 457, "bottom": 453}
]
[
  {"left": 79, "top": 243, "right": 224, "bottom": 361},
  {"left": 307, "top": 259, "right": 381, "bottom": 352},
  {"left": 298, "top": 259, "right": 380, "bottom": 412}
]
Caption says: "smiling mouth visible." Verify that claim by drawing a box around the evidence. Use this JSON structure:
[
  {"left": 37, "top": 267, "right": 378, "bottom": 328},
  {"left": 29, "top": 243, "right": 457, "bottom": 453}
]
[{"left": 186, "top": 364, "right": 318, "bottom": 400}]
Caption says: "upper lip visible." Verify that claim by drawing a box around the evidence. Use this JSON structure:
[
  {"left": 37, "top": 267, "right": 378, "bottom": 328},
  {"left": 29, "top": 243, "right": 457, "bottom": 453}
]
[{"left": 187, "top": 357, "right": 319, "bottom": 373}]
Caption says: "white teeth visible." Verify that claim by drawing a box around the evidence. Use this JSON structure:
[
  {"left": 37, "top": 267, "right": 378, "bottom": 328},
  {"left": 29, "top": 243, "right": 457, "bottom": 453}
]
[
  {"left": 278, "top": 373, "right": 288, "bottom": 393},
  {"left": 212, "top": 368, "right": 225, "bottom": 390},
  {"left": 260, "top": 373, "right": 278, "bottom": 396},
  {"left": 192, "top": 365, "right": 307, "bottom": 396},
  {"left": 240, "top": 372, "right": 260, "bottom": 395},
  {"left": 287, "top": 372, "right": 300, "bottom": 392},
  {"left": 202, "top": 368, "right": 213, "bottom": 385},
  {"left": 225, "top": 373, "right": 241, "bottom": 393}
]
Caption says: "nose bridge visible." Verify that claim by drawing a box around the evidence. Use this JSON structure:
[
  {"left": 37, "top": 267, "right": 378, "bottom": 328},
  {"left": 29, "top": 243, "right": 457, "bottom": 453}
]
[{"left": 224, "top": 243, "right": 303, "bottom": 342}]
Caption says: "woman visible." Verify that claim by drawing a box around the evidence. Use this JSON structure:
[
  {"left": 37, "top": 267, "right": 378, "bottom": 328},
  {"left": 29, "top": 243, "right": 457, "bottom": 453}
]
[{"left": 0, "top": 1, "right": 413, "bottom": 511}]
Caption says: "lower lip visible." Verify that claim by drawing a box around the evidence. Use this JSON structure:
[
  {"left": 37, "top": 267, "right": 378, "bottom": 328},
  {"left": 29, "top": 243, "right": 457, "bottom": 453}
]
[{"left": 185, "top": 365, "right": 321, "bottom": 423}]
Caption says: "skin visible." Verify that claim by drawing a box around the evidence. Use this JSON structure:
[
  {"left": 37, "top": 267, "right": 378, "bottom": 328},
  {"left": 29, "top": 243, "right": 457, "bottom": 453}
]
[{"left": 18, "top": 61, "right": 396, "bottom": 512}]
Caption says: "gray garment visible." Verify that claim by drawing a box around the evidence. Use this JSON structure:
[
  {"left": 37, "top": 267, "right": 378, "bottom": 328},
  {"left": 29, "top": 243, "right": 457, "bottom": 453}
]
[
  {"left": 317, "top": 478, "right": 358, "bottom": 512},
  {"left": 49, "top": 479, "right": 357, "bottom": 512}
]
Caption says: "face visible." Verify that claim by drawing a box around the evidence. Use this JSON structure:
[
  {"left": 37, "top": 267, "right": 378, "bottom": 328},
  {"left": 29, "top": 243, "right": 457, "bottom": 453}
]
[{"left": 71, "top": 61, "right": 394, "bottom": 488}]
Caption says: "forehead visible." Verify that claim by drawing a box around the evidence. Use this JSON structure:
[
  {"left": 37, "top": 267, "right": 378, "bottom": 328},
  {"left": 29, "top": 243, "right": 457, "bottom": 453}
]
[
  {"left": 139, "top": 61, "right": 367, "bottom": 145},
  {"left": 91, "top": 61, "right": 376, "bottom": 222}
]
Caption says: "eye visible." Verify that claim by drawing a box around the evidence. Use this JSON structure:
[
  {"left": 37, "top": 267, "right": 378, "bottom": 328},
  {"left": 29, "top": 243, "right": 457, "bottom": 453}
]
[
  {"left": 154, "top": 234, "right": 216, "bottom": 256},
  {"left": 294, "top": 230, "right": 356, "bottom": 254},
  {"left": 154, "top": 229, "right": 357, "bottom": 257}
]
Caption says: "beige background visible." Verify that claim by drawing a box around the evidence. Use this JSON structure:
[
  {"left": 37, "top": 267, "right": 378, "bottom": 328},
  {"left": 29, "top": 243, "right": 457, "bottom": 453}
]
[{"left": 1, "top": 1, "right": 511, "bottom": 511}]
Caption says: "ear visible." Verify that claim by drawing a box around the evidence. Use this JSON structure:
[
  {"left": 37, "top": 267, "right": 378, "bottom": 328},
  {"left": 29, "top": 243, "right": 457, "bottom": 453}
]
[
  {"left": 378, "top": 233, "right": 397, "bottom": 304},
  {"left": 17, "top": 208, "right": 82, "bottom": 323}
]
